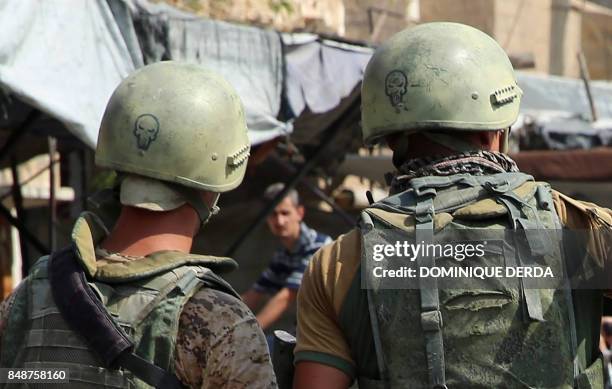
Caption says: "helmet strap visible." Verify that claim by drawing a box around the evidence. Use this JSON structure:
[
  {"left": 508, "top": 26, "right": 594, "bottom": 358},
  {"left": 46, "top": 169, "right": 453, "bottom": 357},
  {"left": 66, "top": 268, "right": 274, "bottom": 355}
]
[
  {"left": 169, "top": 184, "right": 220, "bottom": 228},
  {"left": 391, "top": 135, "right": 412, "bottom": 168},
  {"left": 501, "top": 128, "right": 510, "bottom": 154}
]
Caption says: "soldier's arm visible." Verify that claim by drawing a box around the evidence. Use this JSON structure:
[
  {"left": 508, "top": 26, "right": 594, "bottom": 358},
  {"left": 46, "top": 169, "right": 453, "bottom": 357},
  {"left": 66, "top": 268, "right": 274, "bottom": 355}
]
[
  {"left": 241, "top": 288, "right": 265, "bottom": 311},
  {"left": 552, "top": 190, "right": 612, "bottom": 294},
  {"left": 175, "top": 288, "right": 277, "bottom": 389},
  {"left": 294, "top": 230, "right": 362, "bottom": 388},
  {"left": 294, "top": 361, "right": 351, "bottom": 389}
]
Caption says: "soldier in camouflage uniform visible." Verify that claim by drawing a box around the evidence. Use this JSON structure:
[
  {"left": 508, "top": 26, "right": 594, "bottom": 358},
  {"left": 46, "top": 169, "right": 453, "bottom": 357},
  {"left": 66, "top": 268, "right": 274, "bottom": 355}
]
[
  {"left": 0, "top": 62, "right": 277, "bottom": 388},
  {"left": 293, "top": 23, "right": 612, "bottom": 388}
]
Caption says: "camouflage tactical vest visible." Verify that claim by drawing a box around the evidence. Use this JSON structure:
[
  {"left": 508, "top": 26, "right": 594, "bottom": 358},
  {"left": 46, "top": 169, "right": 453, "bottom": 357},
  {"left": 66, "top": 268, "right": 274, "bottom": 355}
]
[
  {"left": 358, "top": 172, "right": 603, "bottom": 389},
  {"left": 0, "top": 249, "right": 238, "bottom": 389}
]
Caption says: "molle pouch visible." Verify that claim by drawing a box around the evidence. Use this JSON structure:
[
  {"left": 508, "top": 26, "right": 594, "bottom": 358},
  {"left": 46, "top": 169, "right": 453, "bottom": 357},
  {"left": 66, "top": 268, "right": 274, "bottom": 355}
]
[{"left": 359, "top": 172, "right": 589, "bottom": 388}]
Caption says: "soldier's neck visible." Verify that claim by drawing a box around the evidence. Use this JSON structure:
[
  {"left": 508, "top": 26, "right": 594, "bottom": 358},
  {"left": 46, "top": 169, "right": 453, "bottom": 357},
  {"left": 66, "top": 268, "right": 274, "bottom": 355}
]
[
  {"left": 389, "top": 131, "right": 502, "bottom": 166},
  {"left": 100, "top": 205, "right": 199, "bottom": 257}
]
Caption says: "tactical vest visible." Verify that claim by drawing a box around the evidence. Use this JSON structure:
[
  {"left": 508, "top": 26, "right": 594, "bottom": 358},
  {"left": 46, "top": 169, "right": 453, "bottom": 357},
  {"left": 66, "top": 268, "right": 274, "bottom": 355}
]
[
  {"left": 359, "top": 172, "right": 603, "bottom": 389},
  {"left": 0, "top": 248, "right": 239, "bottom": 389}
]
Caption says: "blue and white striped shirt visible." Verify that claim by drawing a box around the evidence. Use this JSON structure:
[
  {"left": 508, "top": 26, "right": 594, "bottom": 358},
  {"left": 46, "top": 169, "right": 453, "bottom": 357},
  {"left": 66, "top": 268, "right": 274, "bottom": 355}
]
[{"left": 254, "top": 223, "right": 332, "bottom": 293}]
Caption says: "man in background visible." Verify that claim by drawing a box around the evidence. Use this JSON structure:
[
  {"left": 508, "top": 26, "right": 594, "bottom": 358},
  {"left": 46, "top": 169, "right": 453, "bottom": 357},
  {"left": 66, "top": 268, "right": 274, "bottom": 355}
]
[{"left": 241, "top": 183, "right": 331, "bottom": 330}]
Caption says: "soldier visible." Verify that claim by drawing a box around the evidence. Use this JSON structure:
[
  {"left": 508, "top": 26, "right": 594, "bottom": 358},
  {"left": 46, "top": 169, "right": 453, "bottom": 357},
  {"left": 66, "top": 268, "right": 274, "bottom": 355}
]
[
  {"left": 0, "top": 62, "right": 277, "bottom": 388},
  {"left": 293, "top": 23, "right": 612, "bottom": 388}
]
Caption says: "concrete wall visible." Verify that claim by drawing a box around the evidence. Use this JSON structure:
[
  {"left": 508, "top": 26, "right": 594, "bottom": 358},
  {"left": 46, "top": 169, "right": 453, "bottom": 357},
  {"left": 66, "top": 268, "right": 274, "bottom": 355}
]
[
  {"left": 344, "top": 0, "right": 414, "bottom": 44},
  {"left": 549, "top": 0, "right": 582, "bottom": 77},
  {"left": 419, "top": 0, "right": 585, "bottom": 77},
  {"left": 494, "top": 0, "right": 553, "bottom": 75},
  {"left": 582, "top": 7, "right": 612, "bottom": 79},
  {"left": 162, "top": 0, "right": 346, "bottom": 36},
  {"left": 419, "top": 0, "right": 495, "bottom": 35}
]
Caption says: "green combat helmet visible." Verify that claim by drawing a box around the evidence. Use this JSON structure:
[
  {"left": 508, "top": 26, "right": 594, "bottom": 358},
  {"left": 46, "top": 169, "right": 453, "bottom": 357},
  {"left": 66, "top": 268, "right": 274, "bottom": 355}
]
[
  {"left": 361, "top": 22, "right": 522, "bottom": 150},
  {"left": 95, "top": 61, "right": 250, "bottom": 225}
]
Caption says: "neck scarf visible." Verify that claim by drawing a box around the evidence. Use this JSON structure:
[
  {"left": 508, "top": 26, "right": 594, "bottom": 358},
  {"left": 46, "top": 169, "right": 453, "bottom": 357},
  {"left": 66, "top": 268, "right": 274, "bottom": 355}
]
[{"left": 388, "top": 151, "right": 519, "bottom": 194}]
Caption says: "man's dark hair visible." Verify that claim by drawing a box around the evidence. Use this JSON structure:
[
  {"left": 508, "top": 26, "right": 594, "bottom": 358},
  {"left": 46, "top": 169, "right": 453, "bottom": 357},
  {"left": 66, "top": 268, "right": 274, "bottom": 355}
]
[{"left": 264, "top": 183, "right": 300, "bottom": 206}]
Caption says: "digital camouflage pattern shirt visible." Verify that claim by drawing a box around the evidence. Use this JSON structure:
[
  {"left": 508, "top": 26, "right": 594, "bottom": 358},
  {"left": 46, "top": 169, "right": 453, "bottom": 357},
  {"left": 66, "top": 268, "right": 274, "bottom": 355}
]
[
  {"left": 0, "top": 214, "right": 277, "bottom": 389},
  {"left": 0, "top": 286, "right": 277, "bottom": 388}
]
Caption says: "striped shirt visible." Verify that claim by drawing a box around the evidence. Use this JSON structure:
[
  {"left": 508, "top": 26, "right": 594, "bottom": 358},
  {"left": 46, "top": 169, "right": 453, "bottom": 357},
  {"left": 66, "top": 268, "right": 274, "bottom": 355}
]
[{"left": 254, "top": 223, "right": 332, "bottom": 293}]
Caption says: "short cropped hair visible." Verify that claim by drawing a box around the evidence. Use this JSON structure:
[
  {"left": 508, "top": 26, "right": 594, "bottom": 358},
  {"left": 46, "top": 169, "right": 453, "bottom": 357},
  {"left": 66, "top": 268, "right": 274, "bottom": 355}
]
[{"left": 264, "top": 182, "right": 300, "bottom": 206}]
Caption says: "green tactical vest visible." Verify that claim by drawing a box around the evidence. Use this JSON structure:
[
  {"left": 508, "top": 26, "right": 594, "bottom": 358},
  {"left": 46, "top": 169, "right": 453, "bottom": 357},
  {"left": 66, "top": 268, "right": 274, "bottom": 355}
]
[
  {"left": 358, "top": 172, "right": 604, "bottom": 389},
  {"left": 0, "top": 248, "right": 238, "bottom": 389}
]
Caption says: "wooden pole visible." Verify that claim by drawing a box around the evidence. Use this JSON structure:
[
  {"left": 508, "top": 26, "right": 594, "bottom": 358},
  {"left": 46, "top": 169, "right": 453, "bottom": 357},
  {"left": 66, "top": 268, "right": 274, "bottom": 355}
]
[{"left": 577, "top": 51, "right": 598, "bottom": 122}]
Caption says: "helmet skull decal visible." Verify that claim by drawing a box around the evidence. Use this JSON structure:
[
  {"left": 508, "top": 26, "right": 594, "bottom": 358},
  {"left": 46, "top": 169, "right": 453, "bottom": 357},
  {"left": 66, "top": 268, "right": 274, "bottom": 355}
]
[
  {"left": 385, "top": 70, "right": 408, "bottom": 113},
  {"left": 133, "top": 114, "right": 160, "bottom": 151}
]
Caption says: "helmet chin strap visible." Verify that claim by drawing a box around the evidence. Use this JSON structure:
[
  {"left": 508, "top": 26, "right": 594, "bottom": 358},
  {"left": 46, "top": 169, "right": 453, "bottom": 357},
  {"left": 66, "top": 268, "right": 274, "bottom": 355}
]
[
  {"left": 170, "top": 185, "right": 220, "bottom": 228},
  {"left": 501, "top": 128, "right": 510, "bottom": 154}
]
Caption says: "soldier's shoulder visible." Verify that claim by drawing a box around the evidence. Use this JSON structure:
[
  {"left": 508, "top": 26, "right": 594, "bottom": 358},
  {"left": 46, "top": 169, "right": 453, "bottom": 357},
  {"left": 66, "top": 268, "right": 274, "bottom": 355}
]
[
  {"left": 311, "top": 228, "right": 361, "bottom": 270},
  {"left": 181, "top": 287, "right": 254, "bottom": 326},
  {"left": 175, "top": 287, "right": 274, "bottom": 388},
  {"left": 551, "top": 190, "right": 612, "bottom": 228}
]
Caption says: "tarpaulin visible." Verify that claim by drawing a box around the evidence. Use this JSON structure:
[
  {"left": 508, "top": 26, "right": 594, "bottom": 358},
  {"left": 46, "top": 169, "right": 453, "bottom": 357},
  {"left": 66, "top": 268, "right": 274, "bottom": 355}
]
[
  {"left": 127, "top": 0, "right": 288, "bottom": 145},
  {"left": 283, "top": 33, "right": 372, "bottom": 117},
  {"left": 0, "top": 0, "right": 136, "bottom": 147}
]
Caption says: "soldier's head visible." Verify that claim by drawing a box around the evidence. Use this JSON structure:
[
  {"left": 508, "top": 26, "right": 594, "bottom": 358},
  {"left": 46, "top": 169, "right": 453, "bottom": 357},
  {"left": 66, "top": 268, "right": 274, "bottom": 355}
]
[
  {"left": 264, "top": 183, "right": 304, "bottom": 241},
  {"left": 361, "top": 22, "right": 522, "bottom": 166},
  {"left": 95, "top": 61, "right": 250, "bottom": 229}
]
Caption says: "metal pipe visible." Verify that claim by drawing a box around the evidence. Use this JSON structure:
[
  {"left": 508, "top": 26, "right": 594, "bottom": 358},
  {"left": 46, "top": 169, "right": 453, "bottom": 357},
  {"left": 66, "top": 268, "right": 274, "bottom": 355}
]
[
  {"left": 10, "top": 156, "right": 30, "bottom": 276},
  {"left": 0, "top": 110, "right": 40, "bottom": 164},
  {"left": 577, "top": 51, "right": 598, "bottom": 122},
  {"left": 0, "top": 158, "right": 59, "bottom": 202},
  {"left": 0, "top": 202, "right": 48, "bottom": 256},
  {"left": 80, "top": 148, "right": 89, "bottom": 212},
  {"left": 48, "top": 136, "right": 57, "bottom": 251}
]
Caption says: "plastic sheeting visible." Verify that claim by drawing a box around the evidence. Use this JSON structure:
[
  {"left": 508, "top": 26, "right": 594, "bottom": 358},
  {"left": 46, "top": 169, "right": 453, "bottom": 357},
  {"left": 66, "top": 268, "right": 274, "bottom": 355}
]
[
  {"left": 0, "top": 0, "right": 134, "bottom": 147},
  {"left": 0, "top": 0, "right": 136, "bottom": 148},
  {"left": 517, "top": 72, "right": 612, "bottom": 120},
  {"left": 515, "top": 72, "right": 612, "bottom": 150},
  {"left": 283, "top": 33, "right": 373, "bottom": 117},
  {"left": 0, "top": 0, "right": 288, "bottom": 148},
  {"left": 126, "top": 0, "right": 288, "bottom": 146}
]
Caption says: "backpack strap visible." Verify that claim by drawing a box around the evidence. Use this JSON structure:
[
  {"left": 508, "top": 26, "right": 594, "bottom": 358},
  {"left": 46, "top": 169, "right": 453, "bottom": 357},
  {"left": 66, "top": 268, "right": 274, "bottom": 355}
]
[
  {"left": 485, "top": 183, "right": 546, "bottom": 323},
  {"left": 415, "top": 191, "right": 447, "bottom": 389},
  {"left": 361, "top": 211, "right": 390, "bottom": 386},
  {"left": 543, "top": 186, "right": 582, "bottom": 381}
]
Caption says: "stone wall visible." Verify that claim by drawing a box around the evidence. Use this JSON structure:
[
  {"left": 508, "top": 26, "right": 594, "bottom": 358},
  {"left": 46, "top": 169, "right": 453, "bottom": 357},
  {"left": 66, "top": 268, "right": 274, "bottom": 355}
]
[
  {"left": 158, "top": 0, "right": 345, "bottom": 36},
  {"left": 159, "top": 0, "right": 611, "bottom": 79}
]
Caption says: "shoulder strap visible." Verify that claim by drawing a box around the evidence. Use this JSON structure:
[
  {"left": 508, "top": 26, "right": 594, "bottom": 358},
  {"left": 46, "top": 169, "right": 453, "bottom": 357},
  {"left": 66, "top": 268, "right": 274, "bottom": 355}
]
[
  {"left": 49, "top": 245, "right": 186, "bottom": 389},
  {"left": 414, "top": 192, "right": 446, "bottom": 389}
]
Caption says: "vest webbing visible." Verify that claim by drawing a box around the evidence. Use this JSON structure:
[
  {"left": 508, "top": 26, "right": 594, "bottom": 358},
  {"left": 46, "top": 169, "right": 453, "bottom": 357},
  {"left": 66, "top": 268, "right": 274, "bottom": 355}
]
[
  {"left": 1, "top": 246, "right": 238, "bottom": 389},
  {"left": 359, "top": 172, "right": 603, "bottom": 389}
]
